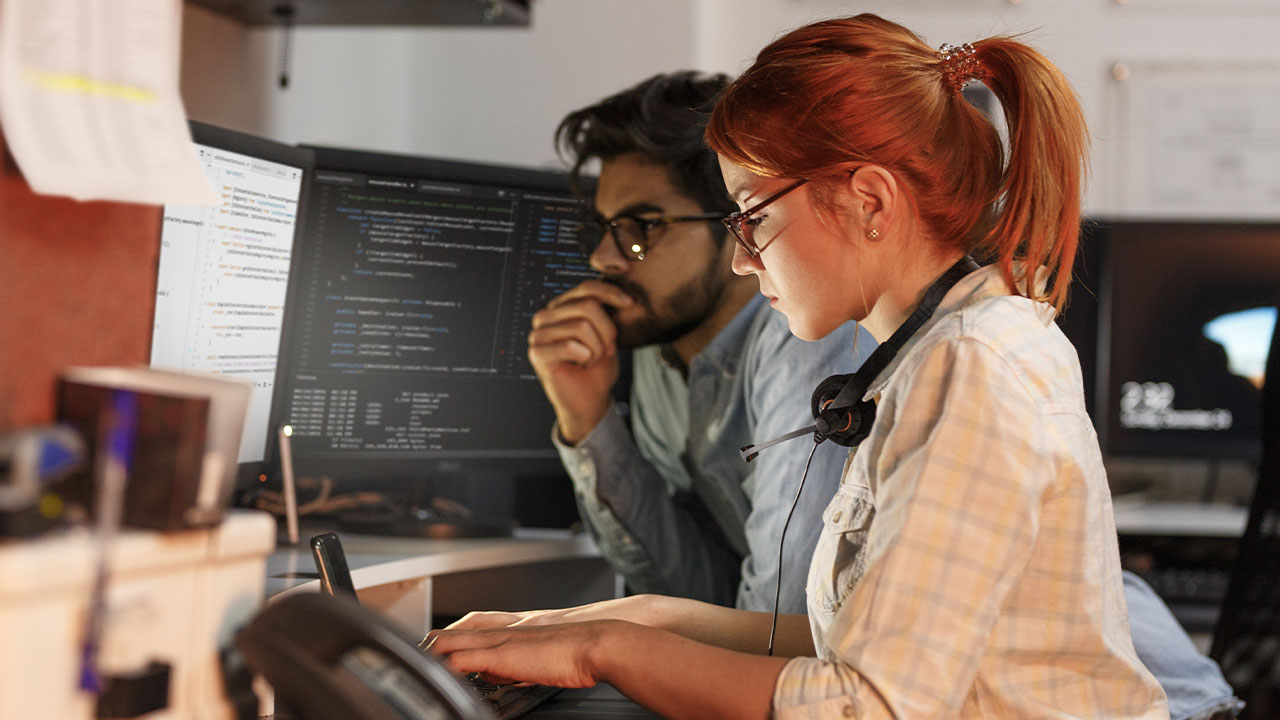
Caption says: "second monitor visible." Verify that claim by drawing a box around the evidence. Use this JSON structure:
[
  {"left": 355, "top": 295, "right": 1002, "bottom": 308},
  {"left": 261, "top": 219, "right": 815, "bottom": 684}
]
[
  {"left": 268, "top": 146, "right": 596, "bottom": 532},
  {"left": 151, "top": 121, "right": 312, "bottom": 476}
]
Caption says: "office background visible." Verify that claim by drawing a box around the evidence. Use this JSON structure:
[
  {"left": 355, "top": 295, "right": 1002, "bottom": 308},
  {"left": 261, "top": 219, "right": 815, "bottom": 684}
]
[
  {"left": 3, "top": 0, "right": 1278, "bottom": 481},
  {"left": 1, "top": 5, "right": 1277, "bottom": 716},
  {"left": 180, "top": 0, "right": 1280, "bottom": 214}
]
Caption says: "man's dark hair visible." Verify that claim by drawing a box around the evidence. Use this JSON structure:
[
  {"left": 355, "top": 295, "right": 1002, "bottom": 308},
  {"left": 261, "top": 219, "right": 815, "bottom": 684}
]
[{"left": 555, "top": 71, "right": 736, "bottom": 225}]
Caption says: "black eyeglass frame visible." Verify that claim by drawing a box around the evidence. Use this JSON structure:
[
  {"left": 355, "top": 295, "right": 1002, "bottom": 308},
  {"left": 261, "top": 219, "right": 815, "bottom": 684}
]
[
  {"left": 723, "top": 178, "right": 810, "bottom": 258},
  {"left": 584, "top": 211, "right": 726, "bottom": 262}
]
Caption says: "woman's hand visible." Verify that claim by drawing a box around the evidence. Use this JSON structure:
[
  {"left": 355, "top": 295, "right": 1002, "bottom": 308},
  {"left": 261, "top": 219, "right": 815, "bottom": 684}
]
[
  {"left": 426, "top": 616, "right": 788, "bottom": 720},
  {"left": 423, "top": 619, "right": 635, "bottom": 689},
  {"left": 425, "top": 595, "right": 660, "bottom": 640}
]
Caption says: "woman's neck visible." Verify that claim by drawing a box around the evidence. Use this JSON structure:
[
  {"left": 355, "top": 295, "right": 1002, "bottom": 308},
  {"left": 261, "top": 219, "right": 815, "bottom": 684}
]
[{"left": 861, "top": 249, "right": 965, "bottom": 343}]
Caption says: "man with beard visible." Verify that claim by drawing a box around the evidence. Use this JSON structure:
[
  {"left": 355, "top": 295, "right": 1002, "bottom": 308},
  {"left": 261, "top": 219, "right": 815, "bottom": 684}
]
[{"left": 527, "top": 72, "right": 868, "bottom": 614}]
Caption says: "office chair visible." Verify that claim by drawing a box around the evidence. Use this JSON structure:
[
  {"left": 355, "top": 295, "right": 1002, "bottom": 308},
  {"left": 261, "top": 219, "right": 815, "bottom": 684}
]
[{"left": 1209, "top": 315, "right": 1280, "bottom": 720}]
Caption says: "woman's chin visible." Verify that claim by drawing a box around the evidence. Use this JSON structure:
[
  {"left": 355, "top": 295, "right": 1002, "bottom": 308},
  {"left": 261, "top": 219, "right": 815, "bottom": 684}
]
[
  {"left": 784, "top": 317, "right": 823, "bottom": 342},
  {"left": 784, "top": 314, "right": 849, "bottom": 343}
]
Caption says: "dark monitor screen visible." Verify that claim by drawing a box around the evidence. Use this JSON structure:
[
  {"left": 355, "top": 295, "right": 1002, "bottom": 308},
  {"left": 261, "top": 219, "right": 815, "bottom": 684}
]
[
  {"left": 1071, "top": 220, "right": 1279, "bottom": 461},
  {"left": 267, "top": 146, "right": 596, "bottom": 524},
  {"left": 150, "top": 121, "right": 312, "bottom": 466}
]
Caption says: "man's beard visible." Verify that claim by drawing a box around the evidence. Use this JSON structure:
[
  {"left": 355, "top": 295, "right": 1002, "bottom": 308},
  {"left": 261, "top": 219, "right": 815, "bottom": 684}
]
[{"left": 604, "top": 264, "right": 727, "bottom": 350}]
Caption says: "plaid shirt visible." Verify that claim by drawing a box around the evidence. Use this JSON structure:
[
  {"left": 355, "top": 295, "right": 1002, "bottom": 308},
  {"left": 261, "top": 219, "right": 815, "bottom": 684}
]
[{"left": 774, "top": 265, "right": 1168, "bottom": 719}]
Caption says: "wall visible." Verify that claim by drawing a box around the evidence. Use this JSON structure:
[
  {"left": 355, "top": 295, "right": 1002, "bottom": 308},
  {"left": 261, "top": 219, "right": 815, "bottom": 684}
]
[
  {"left": 181, "top": 0, "right": 700, "bottom": 168},
  {"left": 696, "top": 0, "right": 1280, "bottom": 217},
  {"left": 178, "top": 5, "right": 274, "bottom": 137},
  {"left": 0, "top": 136, "right": 160, "bottom": 429},
  {"left": 182, "top": 0, "right": 1280, "bottom": 213}
]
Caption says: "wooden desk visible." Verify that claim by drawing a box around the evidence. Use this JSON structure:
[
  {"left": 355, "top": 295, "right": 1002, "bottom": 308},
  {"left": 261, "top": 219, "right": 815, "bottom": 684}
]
[{"left": 265, "top": 527, "right": 620, "bottom": 634}]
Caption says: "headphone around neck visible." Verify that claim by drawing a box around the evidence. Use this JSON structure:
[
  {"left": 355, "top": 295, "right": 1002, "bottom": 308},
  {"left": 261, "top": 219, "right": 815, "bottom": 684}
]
[
  {"left": 741, "top": 255, "right": 980, "bottom": 460},
  {"left": 752, "top": 254, "right": 981, "bottom": 657}
]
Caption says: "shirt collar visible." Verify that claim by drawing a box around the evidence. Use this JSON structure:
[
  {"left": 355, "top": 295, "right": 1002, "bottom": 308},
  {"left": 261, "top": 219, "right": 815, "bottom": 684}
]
[
  {"left": 660, "top": 293, "right": 766, "bottom": 378},
  {"left": 863, "top": 262, "right": 1044, "bottom": 397}
]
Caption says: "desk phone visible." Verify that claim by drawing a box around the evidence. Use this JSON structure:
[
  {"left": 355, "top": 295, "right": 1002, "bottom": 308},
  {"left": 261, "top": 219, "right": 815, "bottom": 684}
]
[{"left": 237, "top": 592, "right": 494, "bottom": 720}]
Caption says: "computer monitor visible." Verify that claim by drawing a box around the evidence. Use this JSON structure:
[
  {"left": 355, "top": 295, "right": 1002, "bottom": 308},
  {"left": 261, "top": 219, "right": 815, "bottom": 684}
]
[
  {"left": 266, "top": 146, "right": 596, "bottom": 531},
  {"left": 149, "top": 121, "right": 312, "bottom": 472},
  {"left": 1067, "top": 219, "right": 1280, "bottom": 463}
]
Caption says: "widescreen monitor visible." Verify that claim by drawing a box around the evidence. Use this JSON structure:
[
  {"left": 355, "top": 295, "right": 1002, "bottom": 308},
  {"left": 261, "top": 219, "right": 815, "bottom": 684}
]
[
  {"left": 267, "top": 146, "right": 596, "bottom": 528},
  {"left": 149, "top": 121, "right": 312, "bottom": 468},
  {"left": 1072, "top": 219, "right": 1279, "bottom": 462}
]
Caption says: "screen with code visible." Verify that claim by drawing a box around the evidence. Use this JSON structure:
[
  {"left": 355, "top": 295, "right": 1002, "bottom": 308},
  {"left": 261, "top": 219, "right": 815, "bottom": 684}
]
[
  {"left": 271, "top": 148, "right": 594, "bottom": 478},
  {"left": 150, "top": 122, "right": 312, "bottom": 464}
]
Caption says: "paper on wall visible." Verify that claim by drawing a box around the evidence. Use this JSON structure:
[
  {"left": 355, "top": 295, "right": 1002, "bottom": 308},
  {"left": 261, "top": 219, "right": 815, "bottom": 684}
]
[
  {"left": 1102, "top": 60, "right": 1280, "bottom": 219},
  {"left": 0, "top": 0, "right": 220, "bottom": 205}
]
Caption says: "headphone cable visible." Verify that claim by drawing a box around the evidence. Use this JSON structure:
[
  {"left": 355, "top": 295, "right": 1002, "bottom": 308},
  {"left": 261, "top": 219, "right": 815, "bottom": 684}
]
[{"left": 768, "top": 438, "right": 822, "bottom": 656}]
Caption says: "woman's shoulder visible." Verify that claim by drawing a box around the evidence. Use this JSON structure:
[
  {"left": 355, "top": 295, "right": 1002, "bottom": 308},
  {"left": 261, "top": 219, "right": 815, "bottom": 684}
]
[{"left": 906, "top": 294, "right": 1085, "bottom": 409}]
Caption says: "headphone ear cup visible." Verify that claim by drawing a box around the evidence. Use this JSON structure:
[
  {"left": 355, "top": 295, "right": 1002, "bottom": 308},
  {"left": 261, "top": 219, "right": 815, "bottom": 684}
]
[
  {"left": 825, "top": 399, "right": 876, "bottom": 447},
  {"left": 810, "top": 374, "right": 854, "bottom": 419},
  {"left": 810, "top": 373, "right": 876, "bottom": 447},
  {"left": 814, "top": 371, "right": 875, "bottom": 445}
]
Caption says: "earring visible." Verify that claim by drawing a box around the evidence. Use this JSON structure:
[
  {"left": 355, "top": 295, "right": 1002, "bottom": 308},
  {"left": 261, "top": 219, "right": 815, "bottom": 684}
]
[{"left": 867, "top": 228, "right": 880, "bottom": 240}]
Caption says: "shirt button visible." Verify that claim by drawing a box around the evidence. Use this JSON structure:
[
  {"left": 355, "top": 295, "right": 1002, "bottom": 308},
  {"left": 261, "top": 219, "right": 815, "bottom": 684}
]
[
  {"left": 833, "top": 510, "right": 843, "bottom": 523},
  {"left": 842, "top": 705, "right": 855, "bottom": 717}
]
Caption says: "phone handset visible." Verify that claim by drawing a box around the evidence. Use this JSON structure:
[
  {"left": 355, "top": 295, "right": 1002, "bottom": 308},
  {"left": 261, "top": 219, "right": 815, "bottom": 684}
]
[
  {"left": 310, "top": 532, "right": 358, "bottom": 599},
  {"left": 236, "top": 592, "right": 494, "bottom": 720}
]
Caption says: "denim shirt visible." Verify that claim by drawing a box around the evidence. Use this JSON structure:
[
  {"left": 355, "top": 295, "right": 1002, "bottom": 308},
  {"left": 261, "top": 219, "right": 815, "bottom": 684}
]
[
  {"left": 554, "top": 295, "right": 870, "bottom": 613},
  {"left": 1124, "top": 572, "right": 1243, "bottom": 720}
]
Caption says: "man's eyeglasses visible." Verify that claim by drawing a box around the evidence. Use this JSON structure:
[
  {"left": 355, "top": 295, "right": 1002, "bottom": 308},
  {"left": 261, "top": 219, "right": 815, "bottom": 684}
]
[
  {"left": 722, "top": 179, "right": 809, "bottom": 258},
  {"left": 582, "top": 212, "right": 725, "bottom": 262}
]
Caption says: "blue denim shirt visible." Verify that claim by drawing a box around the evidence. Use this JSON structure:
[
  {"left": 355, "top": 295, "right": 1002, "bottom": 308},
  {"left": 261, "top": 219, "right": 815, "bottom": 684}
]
[
  {"left": 554, "top": 295, "right": 870, "bottom": 613},
  {"left": 1123, "top": 572, "right": 1243, "bottom": 720}
]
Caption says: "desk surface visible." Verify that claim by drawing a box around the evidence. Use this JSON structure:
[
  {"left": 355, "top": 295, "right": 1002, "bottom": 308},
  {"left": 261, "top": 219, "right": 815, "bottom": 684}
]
[
  {"left": 258, "top": 525, "right": 618, "bottom": 718},
  {"left": 265, "top": 526, "right": 603, "bottom": 597}
]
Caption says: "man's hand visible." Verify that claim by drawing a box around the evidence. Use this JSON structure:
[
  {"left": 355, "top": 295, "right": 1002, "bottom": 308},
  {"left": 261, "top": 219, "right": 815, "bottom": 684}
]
[{"left": 528, "top": 279, "right": 634, "bottom": 444}]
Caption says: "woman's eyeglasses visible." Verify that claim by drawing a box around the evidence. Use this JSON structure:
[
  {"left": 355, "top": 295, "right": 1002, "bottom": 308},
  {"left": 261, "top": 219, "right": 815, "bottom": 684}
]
[
  {"left": 582, "top": 212, "right": 725, "bottom": 262},
  {"left": 722, "top": 179, "right": 809, "bottom": 258}
]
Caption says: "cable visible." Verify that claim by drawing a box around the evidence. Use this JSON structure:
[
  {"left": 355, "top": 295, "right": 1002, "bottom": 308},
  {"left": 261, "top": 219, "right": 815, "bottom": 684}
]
[
  {"left": 274, "top": 4, "right": 295, "bottom": 89},
  {"left": 768, "top": 438, "right": 822, "bottom": 656}
]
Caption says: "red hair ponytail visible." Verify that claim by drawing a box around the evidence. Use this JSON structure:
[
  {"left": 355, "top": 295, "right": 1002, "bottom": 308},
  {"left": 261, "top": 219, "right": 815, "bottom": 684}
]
[{"left": 706, "top": 14, "right": 1089, "bottom": 311}]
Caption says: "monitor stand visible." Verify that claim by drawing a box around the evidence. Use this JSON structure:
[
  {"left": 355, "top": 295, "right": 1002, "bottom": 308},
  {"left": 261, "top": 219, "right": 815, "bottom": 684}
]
[{"left": 332, "top": 508, "right": 516, "bottom": 539}]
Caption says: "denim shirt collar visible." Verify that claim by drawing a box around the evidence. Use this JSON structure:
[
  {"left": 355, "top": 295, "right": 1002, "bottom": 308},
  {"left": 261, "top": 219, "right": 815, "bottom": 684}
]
[{"left": 680, "top": 294, "right": 768, "bottom": 378}]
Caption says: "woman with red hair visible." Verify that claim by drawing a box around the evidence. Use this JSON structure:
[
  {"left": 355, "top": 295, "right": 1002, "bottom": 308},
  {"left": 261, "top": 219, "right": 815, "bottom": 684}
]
[{"left": 428, "top": 14, "right": 1170, "bottom": 718}]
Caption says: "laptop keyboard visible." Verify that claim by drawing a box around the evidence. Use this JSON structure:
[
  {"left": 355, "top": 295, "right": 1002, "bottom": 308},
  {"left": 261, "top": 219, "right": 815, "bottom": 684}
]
[{"left": 467, "top": 674, "right": 562, "bottom": 719}]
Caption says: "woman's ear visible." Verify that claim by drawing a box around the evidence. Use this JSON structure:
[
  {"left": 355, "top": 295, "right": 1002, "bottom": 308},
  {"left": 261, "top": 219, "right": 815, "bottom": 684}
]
[{"left": 843, "top": 165, "right": 899, "bottom": 240}]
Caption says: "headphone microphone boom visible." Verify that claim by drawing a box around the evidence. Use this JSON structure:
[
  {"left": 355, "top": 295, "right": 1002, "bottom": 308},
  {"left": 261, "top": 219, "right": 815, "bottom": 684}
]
[{"left": 739, "top": 256, "right": 980, "bottom": 462}]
